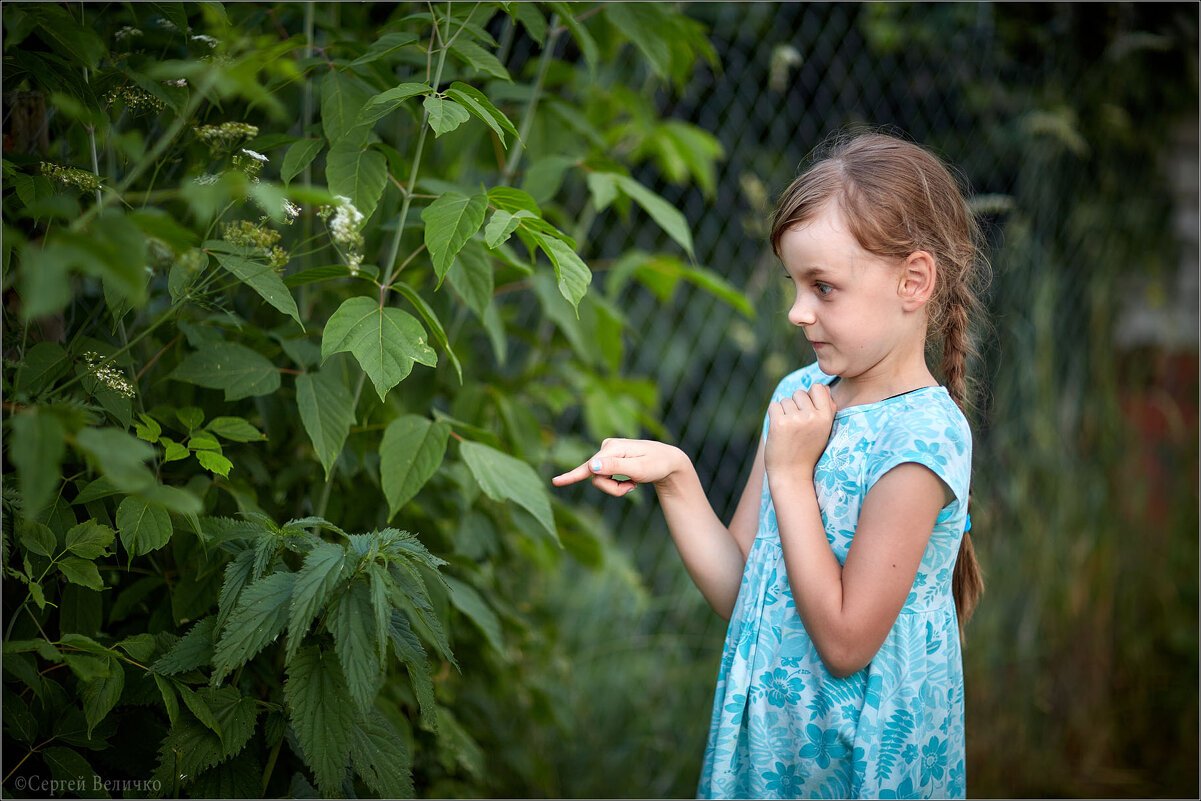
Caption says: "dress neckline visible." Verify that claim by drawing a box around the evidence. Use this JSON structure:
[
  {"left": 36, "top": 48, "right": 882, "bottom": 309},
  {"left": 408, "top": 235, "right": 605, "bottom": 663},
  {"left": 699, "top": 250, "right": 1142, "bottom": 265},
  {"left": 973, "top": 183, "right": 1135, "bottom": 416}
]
[{"left": 822, "top": 376, "right": 945, "bottom": 419}]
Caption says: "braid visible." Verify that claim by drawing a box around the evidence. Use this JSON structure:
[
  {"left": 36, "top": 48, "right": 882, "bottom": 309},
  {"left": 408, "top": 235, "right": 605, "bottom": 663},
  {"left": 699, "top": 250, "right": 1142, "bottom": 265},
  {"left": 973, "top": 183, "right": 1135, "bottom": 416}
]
[{"left": 940, "top": 270, "right": 984, "bottom": 634}]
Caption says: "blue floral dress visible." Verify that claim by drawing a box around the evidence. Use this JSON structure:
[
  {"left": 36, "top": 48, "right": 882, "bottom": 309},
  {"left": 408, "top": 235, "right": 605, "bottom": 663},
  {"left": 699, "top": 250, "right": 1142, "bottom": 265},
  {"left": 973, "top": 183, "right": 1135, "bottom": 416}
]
[{"left": 697, "top": 363, "right": 971, "bottom": 799}]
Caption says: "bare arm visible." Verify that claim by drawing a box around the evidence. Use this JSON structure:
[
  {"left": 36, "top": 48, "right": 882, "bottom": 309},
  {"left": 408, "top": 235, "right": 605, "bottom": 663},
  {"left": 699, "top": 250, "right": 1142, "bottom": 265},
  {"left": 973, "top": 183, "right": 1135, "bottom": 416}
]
[{"left": 552, "top": 436, "right": 767, "bottom": 619}]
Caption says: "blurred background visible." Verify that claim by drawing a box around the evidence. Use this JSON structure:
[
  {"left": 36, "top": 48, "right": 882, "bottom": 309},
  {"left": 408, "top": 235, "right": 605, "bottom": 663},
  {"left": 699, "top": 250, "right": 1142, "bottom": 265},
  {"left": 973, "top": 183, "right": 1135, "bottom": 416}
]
[{"left": 532, "top": 3, "right": 1198, "bottom": 798}]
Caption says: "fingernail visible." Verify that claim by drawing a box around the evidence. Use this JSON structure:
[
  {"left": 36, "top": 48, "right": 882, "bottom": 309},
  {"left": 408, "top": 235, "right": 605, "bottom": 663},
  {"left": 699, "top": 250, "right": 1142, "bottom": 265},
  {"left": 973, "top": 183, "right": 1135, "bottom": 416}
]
[{"left": 590, "top": 459, "right": 603, "bottom": 472}]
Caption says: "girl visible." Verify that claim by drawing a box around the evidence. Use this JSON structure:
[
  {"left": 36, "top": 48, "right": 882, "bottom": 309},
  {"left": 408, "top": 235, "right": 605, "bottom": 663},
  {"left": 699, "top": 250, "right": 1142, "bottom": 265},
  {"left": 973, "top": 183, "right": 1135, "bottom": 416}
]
[{"left": 552, "top": 130, "right": 987, "bottom": 799}]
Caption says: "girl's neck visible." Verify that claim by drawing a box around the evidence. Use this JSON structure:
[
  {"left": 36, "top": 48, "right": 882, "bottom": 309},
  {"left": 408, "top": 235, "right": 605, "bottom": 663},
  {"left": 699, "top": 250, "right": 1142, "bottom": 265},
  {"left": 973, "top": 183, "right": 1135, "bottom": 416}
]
[{"left": 827, "top": 355, "right": 938, "bottom": 411}]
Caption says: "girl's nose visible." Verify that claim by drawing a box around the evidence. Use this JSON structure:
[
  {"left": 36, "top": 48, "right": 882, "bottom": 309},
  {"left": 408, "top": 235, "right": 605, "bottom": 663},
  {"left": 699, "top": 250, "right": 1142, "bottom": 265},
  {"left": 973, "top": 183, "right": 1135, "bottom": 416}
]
[{"left": 788, "top": 296, "right": 815, "bottom": 327}]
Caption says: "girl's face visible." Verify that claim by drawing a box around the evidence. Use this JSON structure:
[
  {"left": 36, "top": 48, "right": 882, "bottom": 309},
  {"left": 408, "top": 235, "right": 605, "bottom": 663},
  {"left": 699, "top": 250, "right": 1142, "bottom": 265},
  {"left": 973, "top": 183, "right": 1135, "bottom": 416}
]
[{"left": 778, "top": 204, "right": 918, "bottom": 381}]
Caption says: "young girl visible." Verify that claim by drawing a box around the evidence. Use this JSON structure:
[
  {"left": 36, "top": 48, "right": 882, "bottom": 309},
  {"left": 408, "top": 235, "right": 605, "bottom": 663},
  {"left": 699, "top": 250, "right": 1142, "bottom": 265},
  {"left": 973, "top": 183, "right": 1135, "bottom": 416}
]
[{"left": 552, "top": 131, "right": 987, "bottom": 799}]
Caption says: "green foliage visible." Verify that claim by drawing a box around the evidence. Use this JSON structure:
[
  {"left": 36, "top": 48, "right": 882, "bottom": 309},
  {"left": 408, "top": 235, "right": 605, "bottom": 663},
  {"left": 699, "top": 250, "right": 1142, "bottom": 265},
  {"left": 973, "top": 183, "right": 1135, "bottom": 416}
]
[{"left": 2, "top": 1, "right": 736, "bottom": 797}]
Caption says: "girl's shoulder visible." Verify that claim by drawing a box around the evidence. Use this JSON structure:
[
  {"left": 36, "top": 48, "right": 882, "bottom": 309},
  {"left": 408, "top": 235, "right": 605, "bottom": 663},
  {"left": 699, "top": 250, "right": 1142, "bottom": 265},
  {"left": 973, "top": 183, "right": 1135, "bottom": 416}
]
[{"left": 769, "top": 361, "right": 834, "bottom": 403}]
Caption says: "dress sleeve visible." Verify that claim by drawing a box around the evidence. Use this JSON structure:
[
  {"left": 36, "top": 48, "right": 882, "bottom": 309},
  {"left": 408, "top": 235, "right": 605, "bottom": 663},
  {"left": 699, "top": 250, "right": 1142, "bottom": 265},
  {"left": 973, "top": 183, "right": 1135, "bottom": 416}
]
[{"left": 864, "top": 398, "right": 973, "bottom": 511}]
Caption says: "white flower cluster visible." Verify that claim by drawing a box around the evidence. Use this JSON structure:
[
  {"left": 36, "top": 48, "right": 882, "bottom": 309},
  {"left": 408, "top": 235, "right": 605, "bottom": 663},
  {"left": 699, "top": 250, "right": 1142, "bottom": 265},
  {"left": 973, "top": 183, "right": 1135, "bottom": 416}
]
[
  {"left": 194, "top": 122, "right": 258, "bottom": 153},
  {"left": 190, "top": 34, "right": 219, "bottom": 47},
  {"left": 282, "top": 199, "right": 301, "bottom": 223},
  {"left": 40, "top": 162, "right": 101, "bottom": 193},
  {"left": 104, "top": 86, "right": 167, "bottom": 115},
  {"left": 82, "top": 352, "right": 136, "bottom": 399},
  {"left": 319, "top": 196, "right": 366, "bottom": 276},
  {"left": 114, "top": 26, "right": 143, "bottom": 41},
  {"left": 162, "top": 78, "right": 188, "bottom": 87}
]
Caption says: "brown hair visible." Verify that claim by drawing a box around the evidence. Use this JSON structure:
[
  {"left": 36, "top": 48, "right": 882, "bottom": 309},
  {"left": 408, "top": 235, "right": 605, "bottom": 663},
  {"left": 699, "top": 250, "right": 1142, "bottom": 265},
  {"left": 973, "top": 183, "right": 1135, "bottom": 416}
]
[{"left": 770, "top": 129, "right": 990, "bottom": 632}]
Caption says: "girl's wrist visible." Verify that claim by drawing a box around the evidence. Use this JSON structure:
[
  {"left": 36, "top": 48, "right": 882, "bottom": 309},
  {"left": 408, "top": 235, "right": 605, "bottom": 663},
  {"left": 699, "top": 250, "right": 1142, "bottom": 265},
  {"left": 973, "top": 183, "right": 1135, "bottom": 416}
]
[
  {"left": 652, "top": 445, "right": 694, "bottom": 494},
  {"left": 765, "top": 464, "right": 817, "bottom": 493}
]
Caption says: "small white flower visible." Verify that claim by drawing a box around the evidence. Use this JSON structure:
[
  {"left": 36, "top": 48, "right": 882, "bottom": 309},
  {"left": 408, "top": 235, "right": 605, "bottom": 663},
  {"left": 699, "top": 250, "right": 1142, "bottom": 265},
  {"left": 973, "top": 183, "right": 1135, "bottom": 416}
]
[
  {"left": 282, "top": 199, "right": 301, "bottom": 221},
  {"left": 163, "top": 78, "right": 188, "bottom": 87},
  {"left": 114, "top": 26, "right": 143, "bottom": 41},
  {"left": 157, "top": 18, "right": 179, "bottom": 31},
  {"left": 194, "top": 173, "right": 221, "bottom": 186},
  {"left": 240, "top": 148, "right": 268, "bottom": 162},
  {"left": 190, "top": 33, "right": 219, "bottom": 46}
]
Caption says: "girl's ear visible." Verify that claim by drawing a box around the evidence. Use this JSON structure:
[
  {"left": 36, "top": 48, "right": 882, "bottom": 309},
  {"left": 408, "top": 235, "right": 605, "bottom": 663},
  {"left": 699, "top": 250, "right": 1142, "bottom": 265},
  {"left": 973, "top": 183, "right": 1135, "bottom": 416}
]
[{"left": 897, "top": 250, "right": 936, "bottom": 310}]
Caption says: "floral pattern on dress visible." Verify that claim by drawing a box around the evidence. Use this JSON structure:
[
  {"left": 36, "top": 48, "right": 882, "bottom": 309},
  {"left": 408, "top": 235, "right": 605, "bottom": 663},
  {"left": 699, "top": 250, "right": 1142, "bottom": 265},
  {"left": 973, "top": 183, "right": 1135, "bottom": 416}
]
[{"left": 698, "top": 362, "right": 972, "bottom": 799}]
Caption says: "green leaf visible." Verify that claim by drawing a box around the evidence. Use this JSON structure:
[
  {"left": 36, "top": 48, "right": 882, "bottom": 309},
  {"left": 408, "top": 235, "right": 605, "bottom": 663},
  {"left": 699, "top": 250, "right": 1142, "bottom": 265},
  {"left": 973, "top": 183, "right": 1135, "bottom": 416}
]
[
  {"left": 533, "top": 232, "right": 592, "bottom": 313},
  {"left": 448, "top": 38, "right": 511, "bottom": 82},
  {"left": 196, "top": 450, "right": 233, "bottom": 478},
  {"left": 153, "top": 673, "right": 180, "bottom": 727},
  {"left": 153, "top": 617, "right": 216, "bottom": 674},
  {"left": 321, "top": 296, "right": 437, "bottom": 401},
  {"left": 115, "top": 497, "right": 172, "bottom": 558},
  {"left": 211, "top": 250, "right": 304, "bottom": 329},
  {"left": 552, "top": 2, "right": 599, "bottom": 70},
  {"left": 134, "top": 413, "right": 162, "bottom": 443},
  {"left": 487, "top": 185, "right": 541, "bottom": 216},
  {"left": 448, "top": 239, "right": 494, "bottom": 319},
  {"left": 66, "top": 520, "right": 115, "bottom": 560},
  {"left": 212, "top": 571, "right": 296, "bottom": 683},
  {"left": 176, "top": 681, "right": 222, "bottom": 737},
  {"left": 286, "top": 540, "right": 346, "bottom": 662},
  {"left": 152, "top": 718, "right": 226, "bottom": 791},
  {"left": 350, "top": 31, "right": 421, "bottom": 66},
  {"left": 329, "top": 578, "right": 383, "bottom": 715},
  {"left": 14, "top": 341, "right": 70, "bottom": 395},
  {"left": 59, "top": 557, "right": 104, "bottom": 591},
  {"left": 11, "top": 406, "right": 65, "bottom": 515},
  {"left": 81, "top": 658, "right": 123, "bottom": 738},
  {"left": 217, "top": 549, "right": 256, "bottom": 631},
  {"left": 392, "top": 282, "right": 462, "bottom": 382},
  {"left": 444, "top": 575, "right": 504, "bottom": 654},
  {"left": 423, "top": 95, "right": 471, "bottom": 137},
  {"left": 326, "top": 139, "right": 387, "bottom": 224},
  {"left": 380, "top": 415, "right": 451, "bottom": 520},
  {"left": 436, "top": 705, "right": 485, "bottom": 780},
  {"left": 199, "top": 685, "right": 259, "bottom": 756},
  {"left": 296, "top": 370, "right": 356, "bottom": 481},
  {"left": 285, "top": 645, "right": 356, "bottom": 796},
  {"left": 169, "top": 342, "right": 281, "bottom": 401},
  {"left": 604, "top": 1, "right": 673, "bottom": 79},
  {"left": 421, "top": 191, "right": 488, "bottom": 285},
  {"left": 281, "top": 138, "right": 324, "bottom": 185},
  {"left": 459, "top": 440, "right": 557, "bottom": 542},
  {"left": 18, "top": 518, "right": 57, "bottom": 557},
  {"left": 609, "top": 173, "right": 694, "bottom": 257},
  {"left": 388, "top": 611, "right": 437, "bottom": 731},
  {"left": 128, "top": 209, "right": 200, "bottom": 253},
  {"left": 483, "top": 209, "right": 536, "bottom": 250},
  {"left": 445, "top": 81, "right": 519, "bottom": 147},
  {"left": 586, "top": 171, "right": 619, "bottom": 210},
  {"left": 357, "top": 82, "right": 432, "bottom": 125},
  {"left": 321, "top": 69, "right": 372, "bottom": 147},
  {"left": 160, "top": 437, "right": 190, "bottom": 462},
  {"left": 41, "top": 746, "right": 105, "bottom": 798},
  {"left": 205, "top": 417, "right": 267, "bottom": 443},
  {"left": 350, "top": 710, "right": 415, "bottom": 798},
  {"left": 511, "top": 1, "right": 547, "bottom": 43}
]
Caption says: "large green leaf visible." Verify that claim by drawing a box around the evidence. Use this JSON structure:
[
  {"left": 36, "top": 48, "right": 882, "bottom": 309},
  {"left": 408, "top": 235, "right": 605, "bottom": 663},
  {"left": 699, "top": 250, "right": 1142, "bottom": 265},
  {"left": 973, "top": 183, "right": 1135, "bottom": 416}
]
[
  {"left": 285, "top": 645, "right": 356, "bottom": 796},
  {"left": 321, "top": 69, "right": 372, "bottom": 147},
  {"left": 447, "top": 239, "right": 494, "bottom": 319},
  {"left": 350, "top": 32, "right": 421, "bottom": 67},
  {"left": 14, "top": 341, "right": 70, "bottom": 395},
  {"left": 286, "top": 540, "right": 347, "bottom": 662},
  {"left": 380, "top": 415, "right": 451, "bottom": 520},
  {"left": 328, "top": 578, "right": 383, "bottom": 715},
  {"left": 211, "top": 249, "right": 303, "bottom": 329},
  {"left": 168, "top": 343, "right": 281, "bottom": 401},
  {"left": 444, "top": 575, "right": 504, "bottom": 654},
  {"left": 609, "top": 172, "right": 695, "bottom": 257},
  {"left": 65, "top": 520, "right": 115, "bottom": 560},
  {"left": 217, "top": 549, "right": 256, "bottom": 631},
  {"left": 326, "top": 140, "right": 388, "bottom": 224},
  {"left": 10, "top": 406, "right": 65, "bottom": 515},
  {"left": 212, "top": 571, "right": 296, "bottom": 682},
  {"left": 58, "top": 557, "right": 103, "bottom": 591},
  {"left": 115, "top": 496, "right": 172, "bottom": 558},
  {"left": 75, "top": 427, "right": 157, "bottom": 493},
  {"left": 391, "top": 282, "right": 462, "bottom": 382},
  {"left": 459, "top": 440, "right": 557, "bottom": 542},
  {"left": 421, "top": 192, "right": 488, "bottom": 286},
  {"left": 388, "top": 611, "right": 437, "bottom": 731},
  {"left": 154, "top": 617, "right": 216, "bottom": 675},
  {"left": 444, "top": 81, "right": 519, "bottom": 147},
  {"left": 295, "top": 369, "right": 356, "bottom": 481},
  {"left": 80, "top": 657, "right": 123, "bottom": 738},
  {"left": 448, "top": 38, "right": 511, "bottom": 82},
  {"left": 321, "top": 296, "right": 437, "bottom": 401},
  {"left": 281, "top": 138, "right": 324, "bottom": 185}
]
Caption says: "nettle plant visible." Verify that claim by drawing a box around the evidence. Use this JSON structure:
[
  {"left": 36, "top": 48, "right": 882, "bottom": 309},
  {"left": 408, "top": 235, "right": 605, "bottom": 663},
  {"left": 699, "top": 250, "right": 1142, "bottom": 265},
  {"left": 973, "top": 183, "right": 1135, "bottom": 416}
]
[{"left": 1, "top": 2, "right": 745, "bottom": 798}]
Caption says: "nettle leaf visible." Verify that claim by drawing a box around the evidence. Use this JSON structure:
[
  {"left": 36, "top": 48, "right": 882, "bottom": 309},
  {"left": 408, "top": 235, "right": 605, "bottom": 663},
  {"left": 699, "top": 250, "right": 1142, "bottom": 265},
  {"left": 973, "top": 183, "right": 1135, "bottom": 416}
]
[
  {"left": 217, "top": 549, "right": 256, "bottom": 631},
  {"left": 285, "top": 644, "right": 357, "bottom": 796},
  {"left": 328, "top": 578, "right": 383, "bottom": 715},
  {"left": 533, "top": 232, "right": 592, "bottom": 314},
  {"left": 326, "top": 140, "right": 387, "bottom": 225},
  {"left": 169, "top": 342, "right": 281, "bottom": 401},
  {"left": 199, "top": 686, "right": 259, "bottom": 756},
  {"left": 211, "top": 249, "right": 304, "bottom": 329},
  {"left": 296, "top": 369, "right": 355, "bottom": 481},
  {"left": 444, "top": 81, "right": 518, "bottom": 147},
  {"left": 422, "top": 191, "right": 488, "bottom": 286},
  {"left": 115, "top": 497, "right": 172, "bottom": 557},
  {"left": 212, "top": 571, "right": 296, "bottom": 683},
  {"left": 153, "top": 718, "right": 225, "bottom": 792},
  {"left": 357, "top": 81, "right": 432, "bottom": 125},
  {"left": 460, "top": 440, "right": 557, "bottom": 543},
  {"left": 350, "top": 710, "right": 415, "bottom": 798},
  {"left": 380, "top": 415, "right": 451, "bottom": 521},
  {"left": 286, "top": 540, "right": 347, "bottom": 662},
  {"left": 388, "top": 610, "right": 437, "bottom": 731},
  {"left": 154, "top": 616, "right": 216, "bottom": 674},
  {"left": 321, "top": 296, "right": 437, "bottom": 401},
  {"left": 423, "top": 95, "right": 471, "bottom": 137}
]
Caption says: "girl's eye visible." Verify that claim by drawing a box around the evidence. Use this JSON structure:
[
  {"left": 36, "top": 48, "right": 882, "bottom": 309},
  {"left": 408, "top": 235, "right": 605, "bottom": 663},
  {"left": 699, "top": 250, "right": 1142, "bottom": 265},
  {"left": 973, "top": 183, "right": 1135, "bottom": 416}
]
[{"left": 815, "top": 282, "right": 833, "bottom": 296}]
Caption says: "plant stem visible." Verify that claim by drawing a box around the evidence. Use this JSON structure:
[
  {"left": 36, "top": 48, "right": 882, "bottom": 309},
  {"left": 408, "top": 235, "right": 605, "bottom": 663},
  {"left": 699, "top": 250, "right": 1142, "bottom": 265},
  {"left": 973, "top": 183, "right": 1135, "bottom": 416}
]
[
  {"left": 501, "top": 14, "right": 562, "bottom": 184},
  {"left": 84, "top": 68, "right": 103, "bottom": 207}
]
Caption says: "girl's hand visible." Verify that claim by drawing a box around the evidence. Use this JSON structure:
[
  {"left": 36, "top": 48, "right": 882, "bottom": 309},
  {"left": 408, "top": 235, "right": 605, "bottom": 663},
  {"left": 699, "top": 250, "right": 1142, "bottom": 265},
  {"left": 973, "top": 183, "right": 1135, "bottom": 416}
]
[
  {"left": 551, "top": 438, "right": 686, "bottom": 497},
  {"left": 764, "top": 384, "right": 837, "bottom": 479}
]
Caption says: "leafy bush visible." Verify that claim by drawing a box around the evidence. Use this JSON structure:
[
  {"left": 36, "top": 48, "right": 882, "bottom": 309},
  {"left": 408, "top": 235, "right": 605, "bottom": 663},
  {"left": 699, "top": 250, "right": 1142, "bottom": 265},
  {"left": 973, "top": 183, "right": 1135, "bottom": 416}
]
[{"left": 1, "top": 2, "right": 740, "bottom": 796}]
